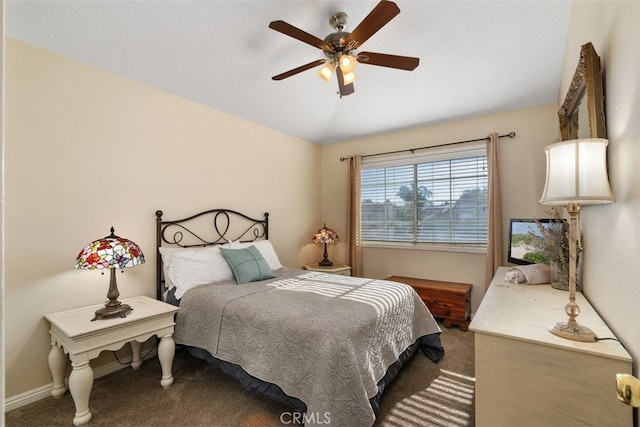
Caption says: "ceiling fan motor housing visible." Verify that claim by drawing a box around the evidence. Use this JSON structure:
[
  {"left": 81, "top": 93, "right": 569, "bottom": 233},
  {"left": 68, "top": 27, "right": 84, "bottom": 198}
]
[
  {"left": 324, "top": 12, "right": 355, "bottom": 61},
  {"left": 323, "top": 31, "right": 352, "bottom": 58}
]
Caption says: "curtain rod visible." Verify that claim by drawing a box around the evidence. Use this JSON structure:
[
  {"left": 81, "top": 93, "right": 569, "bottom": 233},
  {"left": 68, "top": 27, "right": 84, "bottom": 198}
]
[{"left": 339, "top": 131, "right": 516, "bottom": 161}]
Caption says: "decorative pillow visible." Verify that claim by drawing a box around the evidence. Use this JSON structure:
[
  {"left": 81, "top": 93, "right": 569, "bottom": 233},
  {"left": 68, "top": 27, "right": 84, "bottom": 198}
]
[
  {"left": 168, "top": 246, "right": 234, "bottom": 299},
  {"left": 223, "top": 239, "right": 283, "bottom": 270},
  {"left": 219, "top": 245, "right": 275, "bottom": 284}
]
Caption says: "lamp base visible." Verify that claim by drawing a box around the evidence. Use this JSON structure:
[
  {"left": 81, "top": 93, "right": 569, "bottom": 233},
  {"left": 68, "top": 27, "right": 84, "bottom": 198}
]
[
  {"left": 318, "top": 242, "right": 333, "bottom": 266},
  {"left": 549, "top": 319, "right": 597, "bottom": 342},
  {"left": 91, "top": 302, "right": 132, "bottom": 321}
]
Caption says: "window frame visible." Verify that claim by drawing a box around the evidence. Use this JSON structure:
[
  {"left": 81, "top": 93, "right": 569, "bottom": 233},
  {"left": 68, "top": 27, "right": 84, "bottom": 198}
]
[{"left": 360, "top": 143, "right": 489, "bottom": 253}]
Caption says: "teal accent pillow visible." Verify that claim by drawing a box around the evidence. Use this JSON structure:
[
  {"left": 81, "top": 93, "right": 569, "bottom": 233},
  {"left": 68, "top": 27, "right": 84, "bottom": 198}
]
[{"left": 219, "top": 245, "right": 275, "bottom": 284}]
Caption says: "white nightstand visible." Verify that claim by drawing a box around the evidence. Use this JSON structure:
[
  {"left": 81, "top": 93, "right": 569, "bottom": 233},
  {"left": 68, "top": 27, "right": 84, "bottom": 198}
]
[
  {"left": 45, "top": 296, "right": 179, "bottom": 425},
  {"left": 303, "top": 263, "right": 351, "bottom": 276}
]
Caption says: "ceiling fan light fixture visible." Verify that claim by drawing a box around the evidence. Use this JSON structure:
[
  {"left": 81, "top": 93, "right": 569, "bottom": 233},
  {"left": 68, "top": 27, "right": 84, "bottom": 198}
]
[
  {"left": 339, "top": 54, "right": 356, "bottom": 73},
  {"left": 318, "top": 63, "right": 335, "bottom": 82},
  {"left": 342, "top": 70, "right": 357, "bottom": 85}
]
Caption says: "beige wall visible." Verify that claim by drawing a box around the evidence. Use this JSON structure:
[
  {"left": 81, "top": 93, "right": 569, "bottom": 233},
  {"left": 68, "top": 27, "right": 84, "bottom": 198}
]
[
  {"left": 4, "top": 38, "right": 322, "bottom": 398},
  {"left": 562, "top": 0, "right": 639, "bottom": 396},
  {"left": 320, "top": 104, "right": 559, "bottom": 313}
]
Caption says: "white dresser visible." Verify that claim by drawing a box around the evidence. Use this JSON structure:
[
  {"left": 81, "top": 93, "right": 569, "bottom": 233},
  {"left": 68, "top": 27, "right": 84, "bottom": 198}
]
[{"left": 470, "top": 267, "right": 632, "bottom": 426}]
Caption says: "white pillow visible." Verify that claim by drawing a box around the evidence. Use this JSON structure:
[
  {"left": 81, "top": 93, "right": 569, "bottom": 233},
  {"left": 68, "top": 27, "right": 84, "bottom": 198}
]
[
  {"left": 158, "top": 247, "right": 203, "bottom": 290},
  {"left": 224, "top": 239, "right": 283, "bottom": 270},
  {"left": 167, "top": 246, "right": 234, "bottom": 299}
]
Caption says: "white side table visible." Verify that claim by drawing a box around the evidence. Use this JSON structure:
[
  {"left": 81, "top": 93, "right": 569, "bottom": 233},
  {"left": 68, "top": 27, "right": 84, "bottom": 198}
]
[
  {"left": 303, "top": 263, "right": 351, "bottom": 276},
  {"left": 45, "top": 296, "right": 179, "bottom": 425}
]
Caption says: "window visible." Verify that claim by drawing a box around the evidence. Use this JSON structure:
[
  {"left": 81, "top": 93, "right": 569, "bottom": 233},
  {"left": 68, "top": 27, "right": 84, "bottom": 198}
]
[{"left": 360, "top": 144, "right": 488, "bottom": 248}]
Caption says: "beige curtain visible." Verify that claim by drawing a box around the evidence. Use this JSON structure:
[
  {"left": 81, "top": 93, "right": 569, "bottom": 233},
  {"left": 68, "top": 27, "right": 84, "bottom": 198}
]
[
  {"left": 347, "top": 155, "right": 363, "bottom": 277},
  {"left": 485, "top": 133, "right": 503, "bottom": 288}
]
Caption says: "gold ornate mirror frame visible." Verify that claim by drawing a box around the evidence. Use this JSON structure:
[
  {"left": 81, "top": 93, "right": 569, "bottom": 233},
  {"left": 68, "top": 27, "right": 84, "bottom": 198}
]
[{"left": 558, "top": 42, "right": 606, "bottom": 140}]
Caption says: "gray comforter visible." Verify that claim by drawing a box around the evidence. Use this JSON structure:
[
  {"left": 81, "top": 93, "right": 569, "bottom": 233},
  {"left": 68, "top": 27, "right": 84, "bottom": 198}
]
[{"left": 174, "top": 268, "right": 442, "bottom": 426}]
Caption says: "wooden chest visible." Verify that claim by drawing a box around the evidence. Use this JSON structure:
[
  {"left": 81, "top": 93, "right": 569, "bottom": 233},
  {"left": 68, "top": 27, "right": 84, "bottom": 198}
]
[{"left": 386, "top": 276, "right": 472, "bottom": 331}]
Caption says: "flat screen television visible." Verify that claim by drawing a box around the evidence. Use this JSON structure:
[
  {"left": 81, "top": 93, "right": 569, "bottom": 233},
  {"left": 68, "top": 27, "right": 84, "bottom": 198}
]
[{"left": 507, "top": 218, "right": 562, "bottom": 265}]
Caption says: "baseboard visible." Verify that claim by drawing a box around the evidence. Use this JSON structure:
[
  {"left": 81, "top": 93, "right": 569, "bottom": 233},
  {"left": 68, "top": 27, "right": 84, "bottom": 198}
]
[{"left": 4, "top": 349, "right": 157, "bottom": 412}]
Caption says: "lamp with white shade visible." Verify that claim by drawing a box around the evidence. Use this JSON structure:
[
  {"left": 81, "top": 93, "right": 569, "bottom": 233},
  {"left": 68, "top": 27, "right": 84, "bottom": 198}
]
[{"left": 539, "top": 138, "right": 614, "bottom": 342}]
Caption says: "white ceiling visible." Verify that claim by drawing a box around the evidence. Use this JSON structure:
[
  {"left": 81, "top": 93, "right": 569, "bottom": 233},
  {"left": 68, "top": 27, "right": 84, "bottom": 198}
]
[{"left": 5, "top": 0, "right": 572, "bottom": 145}]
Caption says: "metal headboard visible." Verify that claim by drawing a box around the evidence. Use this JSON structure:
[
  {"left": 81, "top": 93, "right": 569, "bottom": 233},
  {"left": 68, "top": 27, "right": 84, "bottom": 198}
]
[{"left": 155, "top": 209, "right": 269, "bottom": 300}]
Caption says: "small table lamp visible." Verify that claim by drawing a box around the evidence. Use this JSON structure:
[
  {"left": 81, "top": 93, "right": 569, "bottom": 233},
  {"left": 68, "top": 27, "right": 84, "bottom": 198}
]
[
  {"left": 312, "top": 224, "right": 339, "bottom": 267},
  {"left": 75, "top": 227, "right": 145, "bottom": 321},
  {"left": 539, "top": 138, "right": 614, "bottom": 341}
]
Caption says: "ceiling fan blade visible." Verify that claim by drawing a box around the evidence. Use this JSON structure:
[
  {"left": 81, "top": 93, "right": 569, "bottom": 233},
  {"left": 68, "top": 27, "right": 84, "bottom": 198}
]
[
  {"left": 357, "top": 51, "right": 419, "bottom": 70},
  {"left": 269, "top": 20, "right": 331, "bottom": 51},
  {"left": 337, "top": 67, "right": 355, "bottom": 97},
  {"left": 345, "top": 0, "right": 400, "bottom": 49},
  {"left": 272, "top": 59, "right": 327, "bottom": 80}
]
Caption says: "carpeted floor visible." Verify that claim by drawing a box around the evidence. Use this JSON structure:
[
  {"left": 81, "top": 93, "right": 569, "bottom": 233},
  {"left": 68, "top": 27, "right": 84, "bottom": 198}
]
[{"left": 5, "top": 323, "right": 475, "bottom": 427}]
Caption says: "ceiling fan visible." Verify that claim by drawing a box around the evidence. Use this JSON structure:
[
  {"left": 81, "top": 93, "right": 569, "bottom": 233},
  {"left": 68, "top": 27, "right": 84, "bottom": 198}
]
[{"left": 269, "top": 0, "right": 419, "bottom": 97}]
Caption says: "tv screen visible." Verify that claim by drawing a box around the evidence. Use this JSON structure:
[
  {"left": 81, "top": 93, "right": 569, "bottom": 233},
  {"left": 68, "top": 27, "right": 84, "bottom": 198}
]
[{"left": 507, "top": 218, "right": 562, "bottom": 265}]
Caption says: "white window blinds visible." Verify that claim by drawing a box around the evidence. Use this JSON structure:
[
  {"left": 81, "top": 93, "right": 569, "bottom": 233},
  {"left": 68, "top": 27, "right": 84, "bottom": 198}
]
[{"left": 360, "top": 144, "right": 488, "bottom": 246}]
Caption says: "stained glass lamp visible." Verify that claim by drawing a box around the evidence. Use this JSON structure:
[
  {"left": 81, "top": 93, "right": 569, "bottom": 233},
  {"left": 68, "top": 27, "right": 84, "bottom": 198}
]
[
  {"left": 75, "top": 227, "right": 145, "bottom": 321},
  {"left": 312, "top": 224, "right": 339, "bottom": 267}
]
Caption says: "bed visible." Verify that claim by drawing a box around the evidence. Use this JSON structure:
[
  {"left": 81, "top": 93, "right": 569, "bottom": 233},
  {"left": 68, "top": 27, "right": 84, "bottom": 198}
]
[{"left": 155, "top": 208, "right": 444, "bottom": 427}]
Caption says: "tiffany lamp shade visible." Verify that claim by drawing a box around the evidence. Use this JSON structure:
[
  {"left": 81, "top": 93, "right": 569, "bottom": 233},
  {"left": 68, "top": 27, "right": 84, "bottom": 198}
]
[
  {"left": 75, "top": 227, "right": 145, "bottom": 321},
  {"left": 311, "top": 224, "right": 339, "bottom": 267}
]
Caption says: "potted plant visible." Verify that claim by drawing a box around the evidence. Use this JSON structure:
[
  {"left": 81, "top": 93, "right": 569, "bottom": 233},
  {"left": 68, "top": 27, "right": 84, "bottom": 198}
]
[{"left": 527, "top": 208, "right": 581, "bottom": 291}]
